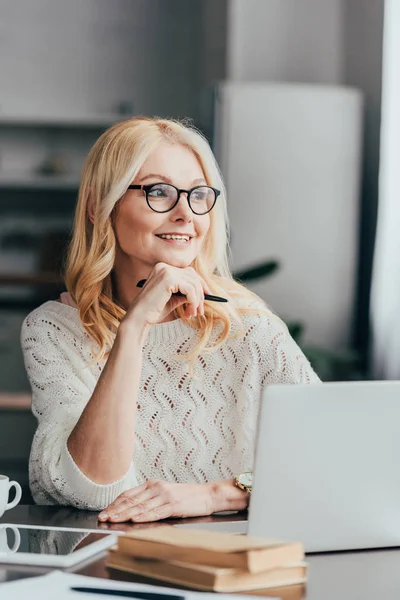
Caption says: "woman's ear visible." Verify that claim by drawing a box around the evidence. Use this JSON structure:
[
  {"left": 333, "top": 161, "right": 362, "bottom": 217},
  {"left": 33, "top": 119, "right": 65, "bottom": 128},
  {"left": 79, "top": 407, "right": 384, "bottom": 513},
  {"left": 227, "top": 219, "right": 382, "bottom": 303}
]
[{"left": 87, "top": 193, "right": 96, "bottom": 224}]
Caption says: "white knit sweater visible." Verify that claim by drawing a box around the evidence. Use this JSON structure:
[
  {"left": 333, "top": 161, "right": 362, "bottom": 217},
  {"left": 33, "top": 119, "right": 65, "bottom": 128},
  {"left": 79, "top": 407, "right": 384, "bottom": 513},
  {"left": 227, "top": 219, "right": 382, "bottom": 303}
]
[{"left": 21, "top": 299, "right": 320, "bottom": 511}]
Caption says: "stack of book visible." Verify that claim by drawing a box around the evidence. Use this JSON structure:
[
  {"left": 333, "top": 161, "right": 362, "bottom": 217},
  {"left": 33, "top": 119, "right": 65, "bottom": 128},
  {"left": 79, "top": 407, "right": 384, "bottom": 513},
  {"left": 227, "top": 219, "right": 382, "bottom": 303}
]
[{"left": 106, "top": 525, "right": 308, "bottom": 593}]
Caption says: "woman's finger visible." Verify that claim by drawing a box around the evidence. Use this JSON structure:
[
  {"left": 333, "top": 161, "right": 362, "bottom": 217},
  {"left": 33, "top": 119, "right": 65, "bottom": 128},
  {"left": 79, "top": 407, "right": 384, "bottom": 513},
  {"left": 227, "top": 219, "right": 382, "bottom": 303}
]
[
  {"left": 195, "top": 280, "right": 205, "bottom": 316},
  {"left": 107, "top": 496, "right": 169, "bottom": 523},
  {"left": 132, "top": 502, "right": 172, "bottom": 523},
  {"left": 183, "top": 270, "right": 209, "bottom": 295},
  {"left": 186, "top": 268, "right": 212, "bottom": 296},
  {"left": 197, "top": 275, "right": 213, "bottom": 297},
  {"left": 184, "top": 274, "right": 205, "bottom": 316},
  {"left": 178, "top": 282, "right": 199, "bottom": 318},
  {"left": 98, "top": 483, "right": 149, "bottom": 521},
  {"left": 184, "top": 271, "right": 212, "bottom": 316},
  {"left": 108, "top": 490, "right": 156, "bottom": 518}
]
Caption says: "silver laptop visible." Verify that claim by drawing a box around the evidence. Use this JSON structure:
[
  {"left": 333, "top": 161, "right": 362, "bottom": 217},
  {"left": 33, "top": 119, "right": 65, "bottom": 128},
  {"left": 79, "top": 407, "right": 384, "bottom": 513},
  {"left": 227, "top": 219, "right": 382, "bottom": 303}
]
[{"left": 176, "top": 381, "right": 400, "bottom": 552}]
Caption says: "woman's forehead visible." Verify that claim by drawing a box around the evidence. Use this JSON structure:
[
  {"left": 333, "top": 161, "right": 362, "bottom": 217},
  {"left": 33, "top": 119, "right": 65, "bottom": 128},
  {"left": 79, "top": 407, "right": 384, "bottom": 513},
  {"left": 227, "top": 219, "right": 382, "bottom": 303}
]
[{"left": 137, "top": 144, "right": 205, "bottom": 182}]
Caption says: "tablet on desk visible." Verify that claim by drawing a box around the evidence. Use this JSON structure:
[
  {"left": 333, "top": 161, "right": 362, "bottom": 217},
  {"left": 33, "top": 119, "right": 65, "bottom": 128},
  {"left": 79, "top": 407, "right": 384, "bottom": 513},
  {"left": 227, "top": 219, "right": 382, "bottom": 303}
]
[{"left": 0, "top": 524, "right": 118, "bottom": 568}]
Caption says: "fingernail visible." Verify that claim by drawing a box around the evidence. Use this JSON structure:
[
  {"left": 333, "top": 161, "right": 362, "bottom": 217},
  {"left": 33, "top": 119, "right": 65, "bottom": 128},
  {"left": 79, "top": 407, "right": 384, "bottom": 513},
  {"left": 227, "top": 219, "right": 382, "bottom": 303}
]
[{"left": 98, "top": 512, "right": 108, "bottom": 520}]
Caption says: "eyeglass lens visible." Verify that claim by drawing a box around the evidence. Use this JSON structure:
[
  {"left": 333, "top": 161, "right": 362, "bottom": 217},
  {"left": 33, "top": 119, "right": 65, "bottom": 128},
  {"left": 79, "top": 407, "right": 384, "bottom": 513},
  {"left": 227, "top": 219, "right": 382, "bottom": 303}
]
[{"left": 146, "top": 184, "right": 215, "bottom": 214}]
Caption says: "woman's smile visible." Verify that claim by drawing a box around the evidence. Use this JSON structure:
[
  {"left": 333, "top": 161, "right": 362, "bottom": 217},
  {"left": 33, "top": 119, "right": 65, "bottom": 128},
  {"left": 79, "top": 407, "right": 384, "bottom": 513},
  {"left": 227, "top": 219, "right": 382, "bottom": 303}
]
[{"left": 155, "top": 232, "right": 194, "bottom": 247}]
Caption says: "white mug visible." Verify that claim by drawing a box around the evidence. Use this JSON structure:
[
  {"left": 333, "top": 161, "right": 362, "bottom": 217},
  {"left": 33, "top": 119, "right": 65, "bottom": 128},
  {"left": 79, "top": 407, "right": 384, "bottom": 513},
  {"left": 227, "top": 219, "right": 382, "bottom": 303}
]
[
  {"left": 0, "top": 475, "right": 22, "bottom": 518},
  {"left": 0, "top": 525, "right": 21, "bottom": 554}
]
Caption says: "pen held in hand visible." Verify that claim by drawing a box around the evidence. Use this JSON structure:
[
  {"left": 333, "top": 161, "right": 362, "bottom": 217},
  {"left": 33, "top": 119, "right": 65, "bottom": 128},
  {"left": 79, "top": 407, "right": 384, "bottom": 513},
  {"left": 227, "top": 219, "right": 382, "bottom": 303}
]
[{"left": 136, "top": 280, "right": 228, "bottom": 303}]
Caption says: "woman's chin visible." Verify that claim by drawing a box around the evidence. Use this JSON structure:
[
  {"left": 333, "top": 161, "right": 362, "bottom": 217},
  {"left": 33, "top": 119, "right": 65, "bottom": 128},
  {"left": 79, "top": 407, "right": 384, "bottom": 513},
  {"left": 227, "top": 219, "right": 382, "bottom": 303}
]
[
  {"left": 158, "top": 254, "right": 195, "bottom": 269},
  {"left": 166, "top": 259, "right": 192, "bottom": 268}
]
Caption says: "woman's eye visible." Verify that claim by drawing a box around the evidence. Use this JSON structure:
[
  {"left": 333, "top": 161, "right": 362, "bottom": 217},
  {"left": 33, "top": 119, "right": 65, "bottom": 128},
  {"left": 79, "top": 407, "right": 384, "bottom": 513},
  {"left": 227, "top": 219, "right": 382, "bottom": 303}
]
[
  {"left": 148, "top": 187, "right": 166, "bottom": 197},
  {"left": 191, "top": 190, "right": 207, "bottom": 201},
  {"left": 148, "top": 184, "right": 176, "bottom": 198}
]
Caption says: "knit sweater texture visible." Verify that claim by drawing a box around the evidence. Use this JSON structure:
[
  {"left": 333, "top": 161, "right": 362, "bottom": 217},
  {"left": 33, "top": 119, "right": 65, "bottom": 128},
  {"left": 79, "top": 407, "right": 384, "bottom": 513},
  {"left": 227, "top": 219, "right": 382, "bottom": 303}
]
[{"left": 21, "top": 299, "right": 320, "bottom": 510}]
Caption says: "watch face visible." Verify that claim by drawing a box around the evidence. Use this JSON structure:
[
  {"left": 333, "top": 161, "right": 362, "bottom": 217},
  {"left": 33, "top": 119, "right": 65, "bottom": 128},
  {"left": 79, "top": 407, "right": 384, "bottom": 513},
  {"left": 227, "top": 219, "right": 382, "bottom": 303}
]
[{"left": 239, "top": 472, "right": 253, "bottom": 488}]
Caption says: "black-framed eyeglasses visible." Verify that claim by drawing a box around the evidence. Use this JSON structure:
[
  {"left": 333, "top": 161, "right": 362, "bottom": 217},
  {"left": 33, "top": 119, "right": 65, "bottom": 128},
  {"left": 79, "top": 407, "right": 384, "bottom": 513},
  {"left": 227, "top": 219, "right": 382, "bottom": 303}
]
[{"left": 127, "top": 182, "right": 220, "bottom": 215}]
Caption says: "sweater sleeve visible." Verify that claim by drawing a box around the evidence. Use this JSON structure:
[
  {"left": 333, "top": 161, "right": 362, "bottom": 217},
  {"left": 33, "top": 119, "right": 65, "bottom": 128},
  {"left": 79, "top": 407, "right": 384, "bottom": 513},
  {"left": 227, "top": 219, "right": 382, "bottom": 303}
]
[
  {"left": 21, "top": 305, "right": 137, "bottom": 510},
  {"left": 267, "top": 316, "right": 321, "bottom": 384},
  {"left": 243, "top": 308, "right": 321, "bottom": 386}
]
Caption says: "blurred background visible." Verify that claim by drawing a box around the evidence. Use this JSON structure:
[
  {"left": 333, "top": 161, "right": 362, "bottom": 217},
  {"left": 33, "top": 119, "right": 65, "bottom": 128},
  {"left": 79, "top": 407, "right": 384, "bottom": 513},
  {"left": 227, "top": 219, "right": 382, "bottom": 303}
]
[{"left": 0, "top": 0, "right": 398, "bottom": 499}]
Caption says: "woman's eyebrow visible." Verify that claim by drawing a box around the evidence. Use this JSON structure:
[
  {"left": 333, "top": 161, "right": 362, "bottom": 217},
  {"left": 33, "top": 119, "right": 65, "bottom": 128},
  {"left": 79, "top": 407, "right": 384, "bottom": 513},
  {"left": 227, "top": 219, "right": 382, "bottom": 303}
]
[
  {"left": 138, "top": 173, "right": 173, "bottom": 183},
  {"left": 138, "top": 174, "right": 208, "bottom": 186}
]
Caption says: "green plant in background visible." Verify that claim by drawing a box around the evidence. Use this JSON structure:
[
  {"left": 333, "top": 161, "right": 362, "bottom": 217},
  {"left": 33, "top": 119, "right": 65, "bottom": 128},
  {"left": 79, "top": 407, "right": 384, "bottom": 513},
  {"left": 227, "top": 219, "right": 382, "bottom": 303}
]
[{"left": 232, "top": 259, "right": 363, "bottom": 381}]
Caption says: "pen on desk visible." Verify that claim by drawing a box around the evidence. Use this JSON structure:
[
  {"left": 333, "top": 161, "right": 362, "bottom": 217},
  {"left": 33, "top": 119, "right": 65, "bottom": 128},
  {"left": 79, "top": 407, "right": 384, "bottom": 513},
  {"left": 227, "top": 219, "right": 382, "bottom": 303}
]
[
  {"left": 136, "top": 279, "right": 228, "bottom": 303},
  {"left": 70, "top": 587, "right": 185, "bottom": 600}
]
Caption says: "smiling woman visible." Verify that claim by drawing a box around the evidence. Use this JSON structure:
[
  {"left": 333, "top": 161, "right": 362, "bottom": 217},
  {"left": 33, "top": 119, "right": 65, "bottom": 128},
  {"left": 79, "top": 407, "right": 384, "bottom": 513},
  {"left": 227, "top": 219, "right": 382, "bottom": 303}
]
[{"left": 20, "top": 116, "right": 320, "bottom": 524}]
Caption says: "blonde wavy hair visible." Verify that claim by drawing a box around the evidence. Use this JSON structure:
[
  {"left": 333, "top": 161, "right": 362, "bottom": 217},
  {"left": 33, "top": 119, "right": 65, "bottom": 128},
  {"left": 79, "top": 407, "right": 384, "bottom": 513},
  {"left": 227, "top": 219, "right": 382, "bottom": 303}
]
[{"left": 65, "top": 116, "right": 271, "bottom": 371}]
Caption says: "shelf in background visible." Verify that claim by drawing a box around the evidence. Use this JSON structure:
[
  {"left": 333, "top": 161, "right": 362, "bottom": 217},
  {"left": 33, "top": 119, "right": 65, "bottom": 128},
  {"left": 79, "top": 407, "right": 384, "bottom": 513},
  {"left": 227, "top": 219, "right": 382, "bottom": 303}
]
[
  {"left": 0, "top": 393, "right": 31, "bottom": 410},
  {"left": 0, "top": 114, "right": 122, "bottom": 128},
  {"left": 0, "top": 297, "right": 60, "bottom": 310},
  {"left": 0, "top": 173, "right": 80, "bottom": 190},
  {"left": 0, "top": 272, "right": 62, "bottom": 285}
]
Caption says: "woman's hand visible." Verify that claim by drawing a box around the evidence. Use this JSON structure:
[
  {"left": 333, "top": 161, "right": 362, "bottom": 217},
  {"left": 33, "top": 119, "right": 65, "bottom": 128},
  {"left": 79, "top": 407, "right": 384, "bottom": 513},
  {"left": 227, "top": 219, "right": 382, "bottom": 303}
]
[
  {"left": 97, "top": 480, "right": 216, "bottom": 523},
  {"left": 98, "top": 479, "right": 250, "bottom": 523},
  {"left": 122, "top": 262, "right": 213, "bottom": 328}
]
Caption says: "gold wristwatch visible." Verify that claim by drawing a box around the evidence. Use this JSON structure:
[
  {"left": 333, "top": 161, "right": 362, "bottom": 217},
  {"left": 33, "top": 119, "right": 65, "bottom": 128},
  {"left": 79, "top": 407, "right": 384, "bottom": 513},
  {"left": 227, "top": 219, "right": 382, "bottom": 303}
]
[{"left": 235, "top": 471, "right": 253, "bottom": 494}]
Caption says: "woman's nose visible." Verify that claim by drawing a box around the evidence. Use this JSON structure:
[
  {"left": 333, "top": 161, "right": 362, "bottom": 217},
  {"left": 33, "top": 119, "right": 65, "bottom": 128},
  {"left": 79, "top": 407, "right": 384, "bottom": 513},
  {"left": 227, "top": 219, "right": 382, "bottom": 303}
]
[{"left": 171, "top": 192, "right": 192, "bottom": 221}]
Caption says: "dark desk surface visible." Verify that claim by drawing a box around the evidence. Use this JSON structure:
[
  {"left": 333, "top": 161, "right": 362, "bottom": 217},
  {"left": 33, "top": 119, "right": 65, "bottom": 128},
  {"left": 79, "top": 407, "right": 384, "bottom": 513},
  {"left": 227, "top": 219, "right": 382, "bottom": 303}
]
[{"left": 2, "top": 505, "right": 400, "bottom": 599}]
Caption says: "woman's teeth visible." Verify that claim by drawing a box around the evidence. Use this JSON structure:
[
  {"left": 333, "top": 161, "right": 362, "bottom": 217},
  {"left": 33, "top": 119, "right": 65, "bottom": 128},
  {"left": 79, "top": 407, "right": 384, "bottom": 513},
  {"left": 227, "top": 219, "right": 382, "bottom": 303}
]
[{"left": 158, "top": 234, "right": 190, "bottom": 242}]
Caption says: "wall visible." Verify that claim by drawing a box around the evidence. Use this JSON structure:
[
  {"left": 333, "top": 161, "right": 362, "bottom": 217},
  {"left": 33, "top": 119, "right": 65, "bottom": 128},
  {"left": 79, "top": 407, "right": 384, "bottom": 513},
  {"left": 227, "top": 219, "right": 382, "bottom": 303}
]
[
  {"left": 342, "top": 0, "right": 384, "bottom": 364},
  {"left": 227, "top": 0, "right": 344, "bottom": 84},
  {"left": 216, "top": 82, "right": 363, "bottom": 352},
  {"left": 201, "top": 0, "right": 228, "bottom": 85},
  {"left": 223, "top": 0, "right": 383, "bottom": 361},
  {"left": 369, "top": 0, "right": 399, "bottom": 378},
  {"left": 0, "top": 0, "right": 204, "bottom": 121},
  {"left": 198, "top": 0, "right": 228, "bottom": 138}
]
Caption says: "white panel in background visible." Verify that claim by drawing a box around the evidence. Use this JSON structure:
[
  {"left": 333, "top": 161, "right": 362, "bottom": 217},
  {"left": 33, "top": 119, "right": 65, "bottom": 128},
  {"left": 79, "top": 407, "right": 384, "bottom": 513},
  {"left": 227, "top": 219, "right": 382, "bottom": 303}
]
[
  {"left": 370, "top": 0, "right": 400, "bottom": 379},
  {"left": 214, "top": 82, "right": 363, "bottom": 350}
]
